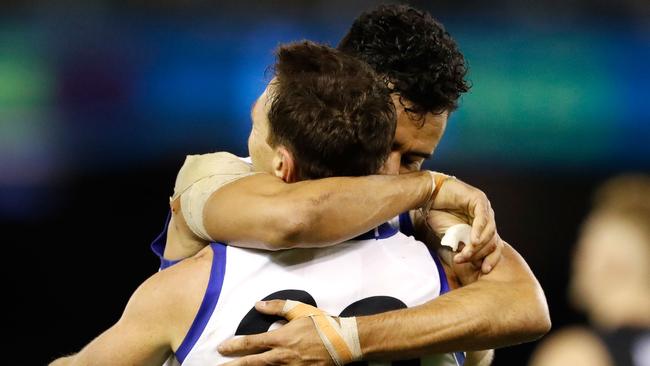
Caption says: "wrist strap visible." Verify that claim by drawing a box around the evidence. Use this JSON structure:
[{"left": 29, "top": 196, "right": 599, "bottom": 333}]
[
  {"left": 282, "top": 300, "right": 362, "bottom": 365},
  {"left": 427, "top": 171, "right": 453, "bottom": 203},
  {"left": 421, "top": 171, "right": 452, "bottom": 215}
]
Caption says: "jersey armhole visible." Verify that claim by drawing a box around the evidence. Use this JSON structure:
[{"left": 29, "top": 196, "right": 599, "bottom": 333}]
[
  {"left": 151, "top": 210, "right": 187, "bottom": 270},
  {"left": 175, "top": 243, "right": 227, "bottom": 363}
]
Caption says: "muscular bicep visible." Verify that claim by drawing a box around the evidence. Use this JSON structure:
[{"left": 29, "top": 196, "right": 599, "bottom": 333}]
[
  {"left": 170, "top": 172, "right": 303, "bottom": 253},
  {"left": 202, "top": 173, "right": 302, "bottom": 248}
]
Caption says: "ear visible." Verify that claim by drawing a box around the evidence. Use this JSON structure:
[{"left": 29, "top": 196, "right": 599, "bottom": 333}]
[{"left": 272, "top": 146, "right": 297, "bottom": 183}]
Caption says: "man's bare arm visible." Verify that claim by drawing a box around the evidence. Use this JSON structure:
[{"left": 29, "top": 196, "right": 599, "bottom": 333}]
[
  {"left": 357, "top": 243, "right": 550, "bottom": 359},
  {"left": 199, "top": 172, "right": 433, "bottom": 250},
  {"left": 182, "top": 171, "right": 498, "bottom": 267},
  {"left": 49, "top": 251, "right": 211, "bottom": 365}
]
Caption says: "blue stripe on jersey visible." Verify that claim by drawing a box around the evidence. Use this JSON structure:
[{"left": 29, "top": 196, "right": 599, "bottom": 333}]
[
  {"left": 176, "top": 243, "right": 227, "bottom": 363},
  {"left": 353, "top": 222, "right": 399, "bottom": 240},
  {"left": 431, "top": 252, "right": 451, "bottom": 295},
  {"left": 151, "top": 210, "right": 183, "bottom": 269},
  {"left": 428, "top": 246, "right": 465, "bottom": 365},
  {"left": 150, "top": 210, "right": 171, "bottom": 261},
  {"left": 150, "top": 210, "right": 187, "bottom": 270},
  {"left": 398, "top": 212, "right": 415, "bottom": 237},
  {"left": 454, "top": 351, "right": 466, "bottom": 366},
  {"left": 155, "top": 211, "right": 400, "bottom": 267}
]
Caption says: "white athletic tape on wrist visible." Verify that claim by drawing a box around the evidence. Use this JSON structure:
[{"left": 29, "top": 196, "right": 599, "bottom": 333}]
[
  {"left": 282, "top": 300, "right": 362, "bottom": 365},
  {"left": 440, "top": 223, "right": 472, "bottom": 251}
]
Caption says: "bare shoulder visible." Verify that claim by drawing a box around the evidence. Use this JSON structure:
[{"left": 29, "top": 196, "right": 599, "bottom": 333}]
[
  {"left": 529, "top": 326, "right": 613, "bottom": 366},
  {"left": 149, "top": 245, "right": 214, "bottom": 296},
  {"left": 131, "top": 246, "right": 215, "bottom": 348}
]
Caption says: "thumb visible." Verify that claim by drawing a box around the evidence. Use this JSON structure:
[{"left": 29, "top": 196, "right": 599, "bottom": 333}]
[{"left": 255, "top": 299, "right": 286, "bottom": 316}]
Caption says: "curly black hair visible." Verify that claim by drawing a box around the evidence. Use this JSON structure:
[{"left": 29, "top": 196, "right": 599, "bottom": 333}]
[{"left": 338, "top": 4, "right": 470, "bottom": 116}]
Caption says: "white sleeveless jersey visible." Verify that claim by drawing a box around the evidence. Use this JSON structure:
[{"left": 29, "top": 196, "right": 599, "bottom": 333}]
[{"left": 166, "top": 225, "right": 465, "bottom": 366}]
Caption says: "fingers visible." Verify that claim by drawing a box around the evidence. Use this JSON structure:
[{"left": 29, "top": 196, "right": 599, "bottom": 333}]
[
  {"left": 481, "top": 245, "right": 503, "bottom": 274},
  {"left": 470, "top": 198, "right": 490, "bottom": 244},
  {"left": 255, "top": 300, "right": 286, "bottom": 316},
  {"left": 469, "top": 233, "right": 500, "bottom": 272},
  {"left": 477, "top": 206, "right": 496, "bottom": 248},
  {"left": 457, "top": 217, "right": 497, "bottom": 265},
  {"left": 454, "top": 241, "right": 475, "bottom": 264},
  {"left": 218, "top": 333, "right": 274, "bottom": 356},
  {"left": 219, "top": 349, "right": 291, "bottom": 366},
  {"left": 471, "top": 194, "right": 495, "bottom": 246},
  {"left": 462, "top": 196, "right": 495, "bottom": 265}
]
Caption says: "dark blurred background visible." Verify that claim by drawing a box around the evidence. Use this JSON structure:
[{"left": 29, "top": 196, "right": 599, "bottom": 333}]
[{"left": 1, "top": 0, "right": 648, "bottom": 364}]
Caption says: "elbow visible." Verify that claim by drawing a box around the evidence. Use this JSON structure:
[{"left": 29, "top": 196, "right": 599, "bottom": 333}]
[
  {"left": 526, "top": 308, "right": 552, "bottom": 342},
  {"left": 531, "top": 290, "right": 552, "bottom": 339},
  {"left": 518, "top": 281, "right": 552, "bottom": 342}
]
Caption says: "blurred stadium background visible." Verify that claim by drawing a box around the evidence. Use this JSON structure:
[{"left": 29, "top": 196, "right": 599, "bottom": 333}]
[{"left": 1, "top": 0, "right": 648, "bottom": 364}]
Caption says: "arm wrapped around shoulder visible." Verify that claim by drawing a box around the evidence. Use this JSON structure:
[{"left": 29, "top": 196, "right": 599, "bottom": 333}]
[{"left": 173, "top": 152, "right": 258, "bottom": 241}]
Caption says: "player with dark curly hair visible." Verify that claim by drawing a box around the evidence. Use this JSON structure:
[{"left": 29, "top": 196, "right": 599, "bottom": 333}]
[
  {"left": 339, "top": 4, "right": 470, "bottom": 116},
  {"left": 339, "top": 4, "right": 470, "bottom": 174}
]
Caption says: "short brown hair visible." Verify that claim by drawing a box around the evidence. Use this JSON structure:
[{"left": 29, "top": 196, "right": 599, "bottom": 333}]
[{"left": 267, "top": 41, "right": 396, "bottom": 180}]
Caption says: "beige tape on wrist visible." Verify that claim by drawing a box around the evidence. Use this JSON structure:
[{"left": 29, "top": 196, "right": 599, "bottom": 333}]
[
  {"left": 282, "top": 300, "right": 362, "bottom": 365},
  {"left": 428, "top": 171, "right": 454, "bottom": 203},
  {"left": 420, "top": 171, "right": 452, "bottom": 216}
]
